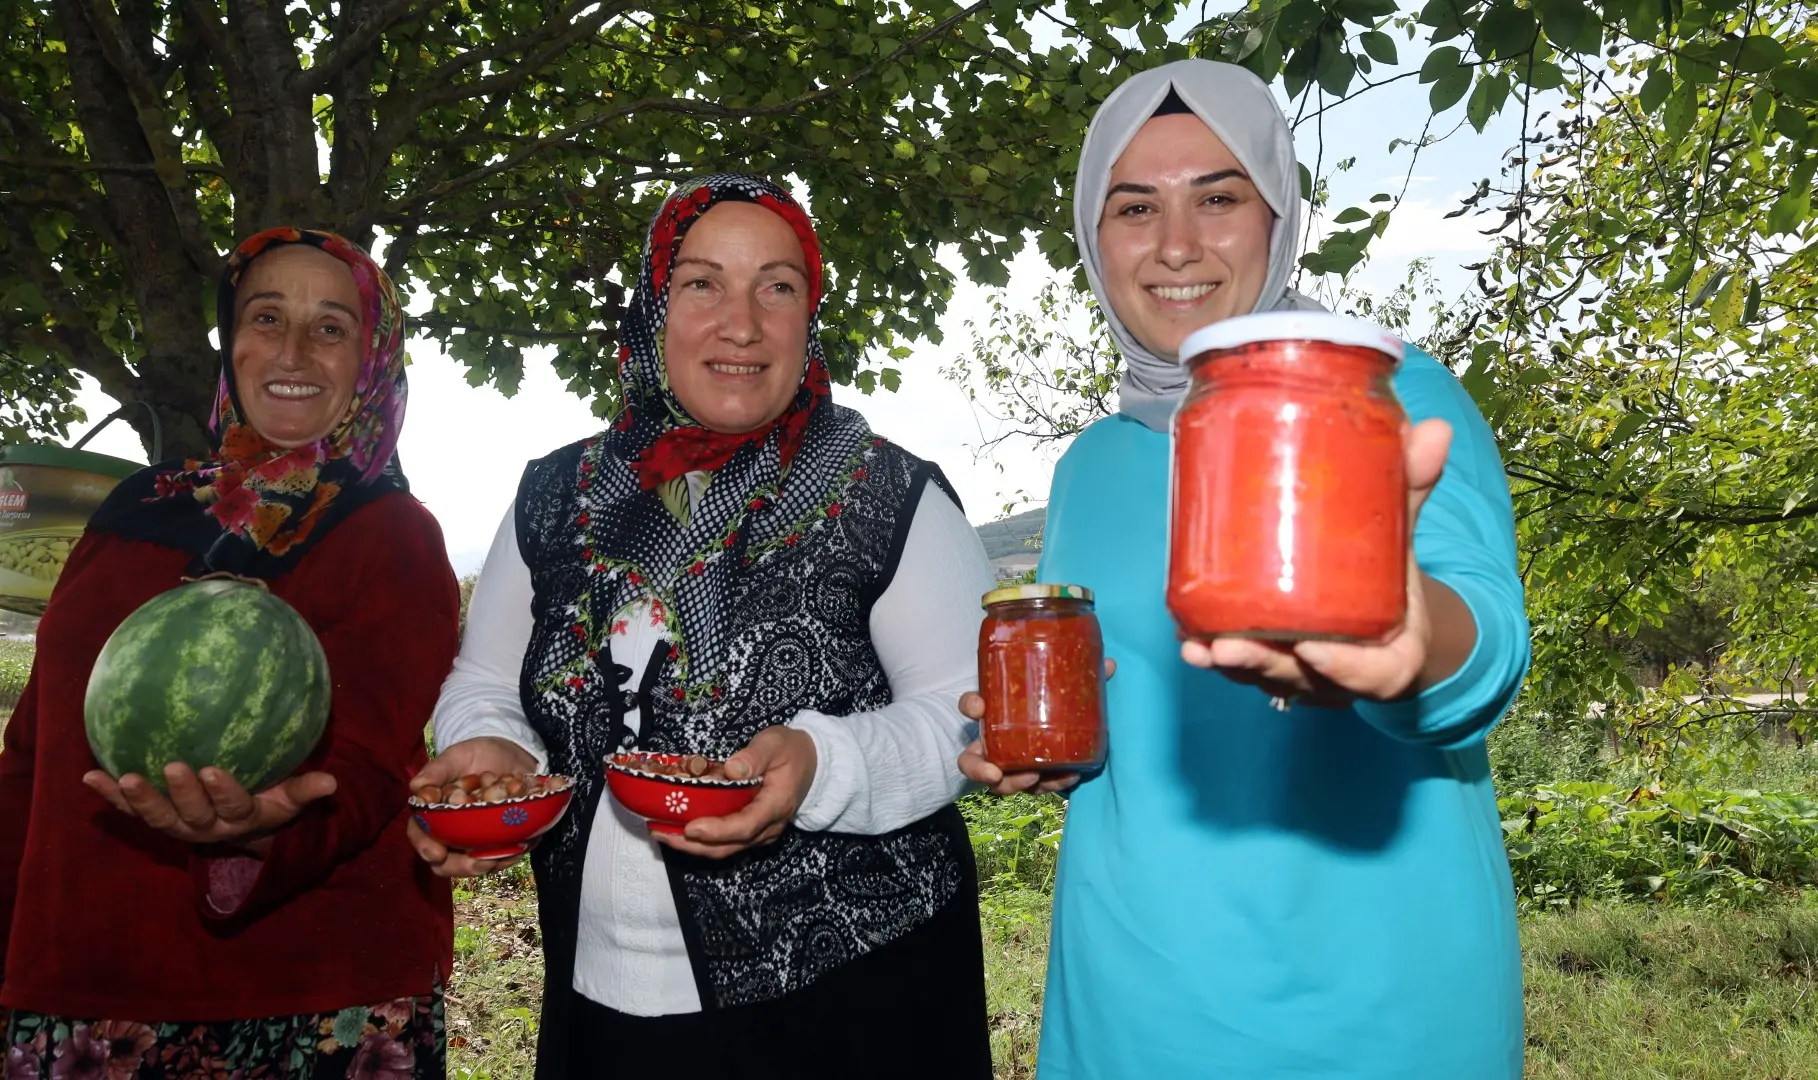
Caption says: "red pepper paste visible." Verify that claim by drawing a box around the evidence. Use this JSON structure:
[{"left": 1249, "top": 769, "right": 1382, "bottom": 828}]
[
  {"left": 978, "top": 584, "right": 1107, "bottom": 772},
  {"left": 1167, "top": 313, "right": 1409, "bottom": 643}
]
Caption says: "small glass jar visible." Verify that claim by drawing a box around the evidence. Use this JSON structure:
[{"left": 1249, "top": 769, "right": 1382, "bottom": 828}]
[
  {"left": 977, "top": 584, "right": 1107, "bottom": 773},
  {"left": 1167, "top": 312, "right": 1409, "bottom": 643}
]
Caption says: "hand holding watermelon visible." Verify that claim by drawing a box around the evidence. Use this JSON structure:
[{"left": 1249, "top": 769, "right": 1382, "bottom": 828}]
[{"left": 82, "top": 762, "right": 337, "bottom": 854}]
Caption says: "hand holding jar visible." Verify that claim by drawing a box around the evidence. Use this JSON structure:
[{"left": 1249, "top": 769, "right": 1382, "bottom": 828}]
[
  {"left": 1167, "top": 313, "right": 1478, "bottom": 708},
  {"left": 957, "top": 585, "right": 1116, "bottom": 796}
]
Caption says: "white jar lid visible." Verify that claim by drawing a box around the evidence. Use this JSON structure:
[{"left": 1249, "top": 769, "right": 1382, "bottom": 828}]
[{"left": 1179, "top": 311, "right": 1404, "bottom": 365}]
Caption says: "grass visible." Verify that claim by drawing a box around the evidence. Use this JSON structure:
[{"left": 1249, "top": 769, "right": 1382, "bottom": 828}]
[
  {"left": 0, "top": 638, "right": 32, "bottom": 714},
  {"left": 447, "top": 876, "right": 1818, "bottom": 1080},
  {"left": 1521, "top": 897, "right": 1818, "bottom": 1079},
  {"left": 447, "top": 863, "right": 542, "bottom": 1080}
]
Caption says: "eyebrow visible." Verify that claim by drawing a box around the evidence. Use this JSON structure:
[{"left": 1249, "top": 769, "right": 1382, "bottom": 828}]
[
  {"left": 240, "top": 290, "right": 359, "bottom": 319},
  {"left": 673, "top": 256, "right": 808, "bottom": 275},
  {"left": 1105, "top": 170, "right": 1252, "bottom": 199}
]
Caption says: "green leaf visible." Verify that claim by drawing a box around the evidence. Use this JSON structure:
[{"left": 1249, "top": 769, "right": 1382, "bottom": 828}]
[
  {"left": 1336, "top": 0, "right": 1398, "bottom": 24},
  {"left": 1608, "top": 411, "right": 1648, "bottom": 445},
  {"left": 1663, "top": 82, "right": 1698, "bottom": 144},
  {"left": 1359, "top": 30, "right": 1398, "bottom": 65},
  {"left": 1687, "top": 263, "right": 1723, "bottom": 307},
  {"left": 1772, "top": 103, "right": 1808, "bottom": 142},
  {"left": 1773, "top": 63, "right": 1818, "bottom": 104},
  {"left": 1430, "top": 64, "right": 1473, "bottom": 112},
  {"left": 1298, "top": 161, "right": 1314, "bottom": 200},
  {"left": 1420, "top": 45, "right": 1463, "bottom": 84},
  {"left": 1710, "top": 268, "right": 1748, "bottom": 332},
  {"left": 1520, "top": 61, "right": 1568, "bottom": 90},
  {"left": 1742, "top": 277, "right": 1761, "bottom": 325},
  {"left": 1317, "top": 50, "right": 1357, "bottom": 98},
  {"left": 1479, "top": 3, "right": 1538, "bottom": 60},
  {"left": 1535, "top": 0, "right": 1600, "bottom": 54},
  {"left": 1662, "top": 257, "right": 1696, "bottom": 294},
  {"left": 880, "top": 367, "right": 902, "bottom": 392},
  {"left": 1333, "top": 206, "right": 1371, "bottom": 223},
  {"left": 1638, "top": 64, "right": 1674, "bottom": 115},
  {"left": 1733, "top": 35, "right": 1787, "bottom": 74},
  {"left": 1468, "top": 72, "right": 1511, "bottom": 132},
  {"left": 1765, "top": 187, "right": 1810, "bottom": 238}
]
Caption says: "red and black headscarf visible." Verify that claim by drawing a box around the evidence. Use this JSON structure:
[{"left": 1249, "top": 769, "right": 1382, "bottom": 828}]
[
  {"left": 609, "top": 173, "right": 832, "bottom": 489},
  {"left": 541, "top": 174, "right": 873, "bottom": 693}
]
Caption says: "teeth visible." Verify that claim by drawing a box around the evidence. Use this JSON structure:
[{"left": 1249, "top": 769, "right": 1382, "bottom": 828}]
[
  {"left": 708, "top": 363, "right": 763, "bottom": 375},
  {"left": 1149, "top": 284, "right": 1216, "bottom": 301},
  {"left": 265, "top": 383, "right": 323, "bottom": 399}
]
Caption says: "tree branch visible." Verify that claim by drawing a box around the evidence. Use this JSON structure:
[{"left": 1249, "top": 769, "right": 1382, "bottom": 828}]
[{"left": 298, "top": 0, "right": 437, "bottom": 95}]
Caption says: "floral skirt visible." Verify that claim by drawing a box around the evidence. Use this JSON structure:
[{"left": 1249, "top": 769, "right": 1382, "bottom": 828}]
[{"left": 1, "top": 990, "right": 443, "bottom": 1080}]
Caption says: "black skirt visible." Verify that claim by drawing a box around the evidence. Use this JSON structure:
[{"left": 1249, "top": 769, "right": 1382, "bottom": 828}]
[{"left": 560, "top": 886, "right": 992, "bottom": 1079}]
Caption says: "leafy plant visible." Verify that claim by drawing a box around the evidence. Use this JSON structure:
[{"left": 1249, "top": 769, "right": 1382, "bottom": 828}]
[{"left": 1501, "top": 781, "right": 1818, "bottom": 909}]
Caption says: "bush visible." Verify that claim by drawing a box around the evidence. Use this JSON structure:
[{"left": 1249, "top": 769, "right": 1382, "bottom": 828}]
[
  {"left": 1501, "top": 781, "right": 1818, "bottom": 909},
  {"left": 1488, "top": 704, "right": 1610, "bottom": 793}
]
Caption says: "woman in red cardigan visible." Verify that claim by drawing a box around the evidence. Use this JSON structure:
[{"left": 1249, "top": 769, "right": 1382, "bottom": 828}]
[{"left": 0, "top": 228, "right": 458, "bottom": 1077}]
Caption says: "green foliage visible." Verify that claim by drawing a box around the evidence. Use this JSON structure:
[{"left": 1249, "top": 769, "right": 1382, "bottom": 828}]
[
  {"left": 963, "top": 790, "right": 1066, "bottom": 899},
  {"left": 0, "top": 638, "right": 31, "bottom": 711},
  {"left": 1193, "top": 0, "right": 1818, "bottom": 283},
  {"left": 0, "top": 0, "right": 1201, "bottom": 457},
  {"left": 1501, "top": 781, "right": 1818, "bottom": 909},
  {"left": 944, "top": 280, "right": 1123, "bottom": 454}
]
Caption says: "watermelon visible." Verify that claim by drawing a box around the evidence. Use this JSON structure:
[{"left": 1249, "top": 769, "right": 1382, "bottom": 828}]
[{"left": 84, "top": 577, "right": 331, "bottom": 793}]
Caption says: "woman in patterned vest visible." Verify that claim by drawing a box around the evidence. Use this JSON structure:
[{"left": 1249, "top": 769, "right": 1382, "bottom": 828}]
[{"left": 414, "top": 174, "right": 996, "bottom": 1078}]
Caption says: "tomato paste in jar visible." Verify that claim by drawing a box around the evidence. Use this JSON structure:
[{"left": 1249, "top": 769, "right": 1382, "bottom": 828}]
[
  {"left": 1167, "top": 312, "right": 1409, "bottom": 643},
  {"left": 978, "top": 585, "right": 1107, "bottom": 773}
]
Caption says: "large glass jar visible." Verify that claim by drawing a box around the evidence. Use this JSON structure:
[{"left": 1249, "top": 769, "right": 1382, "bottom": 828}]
[
  {"left": 977, "top": 584, "right": 1107, "bottom": 773},
  {"left": 1167, "top": 312, "right": 1409, "bottom": 643}
]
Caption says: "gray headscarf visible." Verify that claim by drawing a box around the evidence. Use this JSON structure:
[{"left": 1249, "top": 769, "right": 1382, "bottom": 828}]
[{"left": 1074, "top": 59, "right": 1328, "bottom": 432}]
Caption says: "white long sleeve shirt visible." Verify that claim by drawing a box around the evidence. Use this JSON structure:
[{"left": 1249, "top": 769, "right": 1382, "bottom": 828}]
[{"left": 432, "top": 477, "right": 993, "bottom": 1015}]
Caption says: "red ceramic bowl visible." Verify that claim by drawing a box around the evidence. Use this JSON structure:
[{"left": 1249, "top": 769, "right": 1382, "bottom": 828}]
[
  {"left": 604, "top": 752, "right": 761, "bottom": 834},
  {"left": 408, "top": 776, "right": 574, "bottom": 860}
]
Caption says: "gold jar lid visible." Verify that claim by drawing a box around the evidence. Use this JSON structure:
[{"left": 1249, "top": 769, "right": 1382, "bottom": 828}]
[{"left": 981, "top": 583, "right": 1094, "bottom": 608}]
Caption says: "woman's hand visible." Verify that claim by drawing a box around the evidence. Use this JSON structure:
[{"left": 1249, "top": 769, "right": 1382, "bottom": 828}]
[
  {"left": 651, "top": 726, "right": 816, "bottom": 859},
  {"left": 956, "top": 658, "right": 1117, "bottom": 796},
  {"left": 1181, "top": 418, "right": 1476, "bottom": 706},
  {"left": 407, "top": 736, "right": 539, "bottom": 878},
  {"left": 83, "top": 764, "right": 337, "bottom": 856}
]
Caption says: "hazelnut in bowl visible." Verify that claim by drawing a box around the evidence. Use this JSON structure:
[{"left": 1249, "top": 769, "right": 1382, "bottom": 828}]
[
  {"left": 604, "top": 752, "right": 761, "bottom": 834},
  {"left": 408, "top": 771, "right": 574, "bottom": 860}
]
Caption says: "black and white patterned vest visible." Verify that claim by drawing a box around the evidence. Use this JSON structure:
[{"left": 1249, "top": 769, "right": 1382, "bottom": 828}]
[{"left": 515, "top": 411, "right": 971, "bottom": 1053}]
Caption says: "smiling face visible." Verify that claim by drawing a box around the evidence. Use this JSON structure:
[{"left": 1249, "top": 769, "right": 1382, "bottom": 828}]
[
  {"left": 662, "top": 201, "right": 813, "bottom": 435},
  {"left": 1095, "top": 112, "right": 1277, "bottom": 361},
  {"left": 229, "top": 244, "right": 365, "bottom": 449}
]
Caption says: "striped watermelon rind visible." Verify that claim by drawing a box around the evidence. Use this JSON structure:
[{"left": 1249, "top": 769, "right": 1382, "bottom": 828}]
[{"left": 84, "top": 578, "right": 331, "bottom": 793}]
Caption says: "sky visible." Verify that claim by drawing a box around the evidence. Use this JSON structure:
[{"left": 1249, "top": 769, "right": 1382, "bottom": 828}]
[{"left": 62, "top": 8, "right": 1536, "bottom": 577}]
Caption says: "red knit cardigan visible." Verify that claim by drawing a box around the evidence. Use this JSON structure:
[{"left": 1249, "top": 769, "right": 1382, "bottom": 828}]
[{"left": 0, "top": 493, "right": 456, "bottom": 1020}]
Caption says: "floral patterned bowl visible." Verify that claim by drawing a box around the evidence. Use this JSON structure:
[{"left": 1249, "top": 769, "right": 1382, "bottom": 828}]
[
  {"left": 604, "top": 752, "right": 761, "bottom": 834},
  {"left": 408, "top": 776, "right": 574, "bottom": 860}
]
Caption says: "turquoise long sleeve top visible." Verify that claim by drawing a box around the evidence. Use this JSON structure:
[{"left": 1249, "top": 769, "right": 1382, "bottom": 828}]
[{"left": 1034, "top": 345, "right": 1530, "bottom": 1079}]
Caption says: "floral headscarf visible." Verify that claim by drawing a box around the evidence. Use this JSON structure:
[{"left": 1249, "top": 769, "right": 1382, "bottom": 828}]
[
  {"left": 90, "top": 228, "right": 411, "bottom": 577},
  {"left": 610, "top": 174, "right": 831, "bottom": 489}
]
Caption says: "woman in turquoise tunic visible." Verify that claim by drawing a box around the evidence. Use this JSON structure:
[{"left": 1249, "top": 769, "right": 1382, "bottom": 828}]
[{"left": 959, "top": 59, "right": 1531, "bottom": 1078}]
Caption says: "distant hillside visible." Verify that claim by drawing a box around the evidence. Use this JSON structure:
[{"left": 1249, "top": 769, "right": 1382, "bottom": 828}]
[{"left": 975, "top": 507, "right": 1046, "bottom": 561}]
